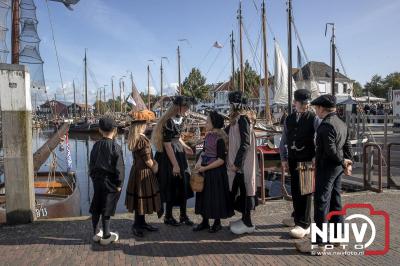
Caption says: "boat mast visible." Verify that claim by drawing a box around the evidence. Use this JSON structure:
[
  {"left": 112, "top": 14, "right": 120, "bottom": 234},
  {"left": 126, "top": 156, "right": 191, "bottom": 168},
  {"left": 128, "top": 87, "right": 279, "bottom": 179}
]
[
  {"left": 11, "top": 0, "right": 19, "bottom": 64},
  {"left": 230, "top": 30, "right": 235, "bottom": 90},
  {"left": 160, "top": 59, "right": 164, "bottom": 115},
  {"left": 177, "top": 46, "right": 181, "bottom": 95},
  {"left": 238, "top": 1, "right": 245, "bottom": 93},
  {"left": 325, "top": 23, "right": 336, "bottom": 96},
  {"left": 111, "top": 77, "right": 115, "bottom": 114},
  {"left": 147, "top": 65, "right": 151, "bottom": 110},
  {"left": 73, "top": 80, "right": 76, "bottom": 120},
  {"left": 287, "top": 0, "right": 293, "bottom": 114},
  {"left": 262, "top": 0, "right": 271, "bottom": 123},
  {"left": 130, "top": 72, "right": 134, "bottom": 108},
  {"left": 84, "top": 50, "right": 88, "bottom": 122}
]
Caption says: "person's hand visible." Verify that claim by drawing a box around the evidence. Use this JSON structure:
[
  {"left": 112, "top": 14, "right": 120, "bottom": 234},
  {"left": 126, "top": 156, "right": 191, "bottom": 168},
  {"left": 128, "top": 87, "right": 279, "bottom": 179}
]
[
  {"left": 198, "top": 166, "right": 206, "bottom": 173},
  {"left": 194, "top": 161, "right": 201, "bottom": 170},
  {"left": 173, "top": 164, "right": 181, "bottom": 177},
  {"left": 281, "top": 161, "right": 289, "bottom": 173},
  {"left": 228, "top": 163, "right": 239, "bottom": 172},
  {"left": 343, "top": 159, "right": 353, "bottom": 176},
  {"left": 184, "top": 146, "right": 194, "bottom": 156},
  {"left": 152, "top": 161, "right": 159, "bottom": 174},
  {"left": 116, "top": 187, "right": 122, "bottom": 192}
]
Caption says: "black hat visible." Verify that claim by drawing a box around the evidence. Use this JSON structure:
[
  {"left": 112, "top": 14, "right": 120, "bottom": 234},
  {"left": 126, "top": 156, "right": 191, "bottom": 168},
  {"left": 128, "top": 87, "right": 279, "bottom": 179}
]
[
  {"left": 294, "top": 89, "right": 311, "bottom": 103},
  {"left": 173, "top": 96, "right": 197, "bottom": 107},
  {"left": 209, "top": 111, "right": 225, "bottom": 129},
  {"left": 228, "top": 91, "right": 248, "bottom": 105},
  {"left": 311, "top": 94, "right": 336, "bottom": 108},
  {"left": 99, "top": 116, "right": 118, "bottom": 132}
]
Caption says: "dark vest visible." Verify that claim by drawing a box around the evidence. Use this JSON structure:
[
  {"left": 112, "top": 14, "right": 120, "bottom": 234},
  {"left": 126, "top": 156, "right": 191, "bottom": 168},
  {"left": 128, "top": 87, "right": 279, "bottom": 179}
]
[{"left": 286, "top": 111, "right": 316, "bottom": 161}]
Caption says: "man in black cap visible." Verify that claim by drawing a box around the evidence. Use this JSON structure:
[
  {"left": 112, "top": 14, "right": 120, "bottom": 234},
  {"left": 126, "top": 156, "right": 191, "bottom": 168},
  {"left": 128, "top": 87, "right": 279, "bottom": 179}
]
[
  {"left": 296, "top": 94, "right": 353, "bottom": 253},
  {"left": 279, "top": 89, "right": 319, "bottom": 239}
]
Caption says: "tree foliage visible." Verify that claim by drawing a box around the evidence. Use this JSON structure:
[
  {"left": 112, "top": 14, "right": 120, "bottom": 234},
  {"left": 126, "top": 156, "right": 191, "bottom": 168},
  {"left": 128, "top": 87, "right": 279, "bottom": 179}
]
[
  {"left": 181, "top": 68, "right": 210, "bottom": 101},
  {"left": 231, "top": 60, "right": 260, "bottom": 97},
  {"left": 364, "top": 72, "right": 400, "bottom": 99}
]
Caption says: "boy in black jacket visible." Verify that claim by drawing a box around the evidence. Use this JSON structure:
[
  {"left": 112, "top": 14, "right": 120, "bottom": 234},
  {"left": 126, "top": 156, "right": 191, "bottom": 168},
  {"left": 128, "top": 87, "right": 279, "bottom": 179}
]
[{"left": 89, "top": 116, "right": 125, "bottom": 245}]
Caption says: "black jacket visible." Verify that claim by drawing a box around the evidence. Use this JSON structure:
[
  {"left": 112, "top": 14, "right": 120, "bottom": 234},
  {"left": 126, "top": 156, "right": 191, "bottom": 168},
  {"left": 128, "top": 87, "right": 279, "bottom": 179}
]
[
  {"left": 316, "top": 113, "right": 353, "bottom": 168},
  {"left": 89, "top": 138, "right": 125, "bottom": 189}
]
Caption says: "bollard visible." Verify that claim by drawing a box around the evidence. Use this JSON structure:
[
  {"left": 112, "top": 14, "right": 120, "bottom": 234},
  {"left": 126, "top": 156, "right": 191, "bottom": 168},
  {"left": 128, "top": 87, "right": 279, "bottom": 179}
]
[
  {"left": 363, "top": 143, "right": 383, "bottom": 193},
  {"left": 387, "top": 143, "right": 400, "bottom": 189},
  {"left": 0, "top": 64, "right": 36, "bottom": 224}
]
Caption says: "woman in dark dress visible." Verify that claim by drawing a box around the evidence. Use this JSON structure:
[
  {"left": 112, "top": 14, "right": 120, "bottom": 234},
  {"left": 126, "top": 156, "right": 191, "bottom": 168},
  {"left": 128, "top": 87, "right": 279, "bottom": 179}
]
[
  {"left": 194, "top": 111, "right": 234, "bottom": 233},
  {"left": 125, "top": 110, "right": 161, "bottom": 238},
  {"left": 151, "top": 96, "right": 196, "bottom": 226}
]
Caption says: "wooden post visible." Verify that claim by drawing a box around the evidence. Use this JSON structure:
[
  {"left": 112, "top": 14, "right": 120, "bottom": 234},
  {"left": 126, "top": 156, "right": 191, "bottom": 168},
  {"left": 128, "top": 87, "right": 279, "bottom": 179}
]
[
  {"left": 261, "top": 0, "right": 271, "bottom": 124},
  {"left": 384, "top": 113, "right": 388, "bottom": 150},
  {"left": 11, "top": 0, "right": 20, "bottom": 64},
  {"left": 0, "top": 64, "right": 35, "bottom": 224},
  {"left": 238, "top": 1, "right": 245, "bottom": 93},
  {"left": 177, "top": 46, "right": 181, "bottom": 95}
]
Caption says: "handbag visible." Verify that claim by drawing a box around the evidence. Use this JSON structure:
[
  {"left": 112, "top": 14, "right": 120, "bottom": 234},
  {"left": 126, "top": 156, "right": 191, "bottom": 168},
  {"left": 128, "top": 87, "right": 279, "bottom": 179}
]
[
  {"left": 190, "top": 171, "right": 204, "bottom": 192},
  {"left": 297, "top": 162, "right": 315, "bottom": 195}
]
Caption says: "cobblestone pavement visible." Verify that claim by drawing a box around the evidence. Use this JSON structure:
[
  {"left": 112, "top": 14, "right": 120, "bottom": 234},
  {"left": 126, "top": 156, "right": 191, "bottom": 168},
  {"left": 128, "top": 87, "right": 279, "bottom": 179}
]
[{"left": 0, "top": 190, "right": 399, "bottom": 265}]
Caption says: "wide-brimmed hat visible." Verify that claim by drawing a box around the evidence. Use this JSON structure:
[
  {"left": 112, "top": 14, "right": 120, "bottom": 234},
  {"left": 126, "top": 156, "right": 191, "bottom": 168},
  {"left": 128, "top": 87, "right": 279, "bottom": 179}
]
[
  {"left": 129, "top": 109, "right": 156, "bottom": 124},
  {"left": 173, "top": 96, "right": 198, "bottom": 107}
]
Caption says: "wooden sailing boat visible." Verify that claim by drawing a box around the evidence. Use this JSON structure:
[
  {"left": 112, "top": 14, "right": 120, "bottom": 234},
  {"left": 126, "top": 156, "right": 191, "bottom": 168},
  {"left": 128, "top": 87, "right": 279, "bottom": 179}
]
[
  {"left": 0, "top": 124, "right": 80, "bottom": 223},
  {"left": 69, "top": 50, "right": 100, "bottom": 133}
]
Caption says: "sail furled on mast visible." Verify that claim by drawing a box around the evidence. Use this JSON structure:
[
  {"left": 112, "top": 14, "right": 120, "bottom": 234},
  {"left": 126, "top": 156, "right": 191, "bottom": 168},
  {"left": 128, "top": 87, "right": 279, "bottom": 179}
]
[
  {"left": 0, "top": 0, "right": 10, "bottom": 63},
  {"left": 19, "top": 0, "right": 45, "bottom": 90},
  {"left": 272, "top": 41, "right": 297, "bottom": 105},
  {"left": 129, "top": 78, "right": 147, "bottom": 112}
]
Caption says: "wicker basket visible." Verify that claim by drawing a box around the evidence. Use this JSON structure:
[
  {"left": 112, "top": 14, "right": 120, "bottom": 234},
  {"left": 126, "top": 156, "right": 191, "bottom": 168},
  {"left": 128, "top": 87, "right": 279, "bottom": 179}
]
[{"left": 190, "top": 171, "right": 204, "bottom": 192}]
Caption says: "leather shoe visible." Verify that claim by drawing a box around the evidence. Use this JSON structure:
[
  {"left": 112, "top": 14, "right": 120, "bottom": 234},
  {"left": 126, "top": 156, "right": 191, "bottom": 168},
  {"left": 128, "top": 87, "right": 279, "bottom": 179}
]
[
  {"left": 209, "top": 224, "right": 222, "bottom": 233},
  {"left": 180, "top": 216, "right": 194, "bottom": 226},
  {"left": 141, "top": 223, "right": 159, "bottom": 232},
  {"left": 132, "top": 227, "right": 144, "bottom": 238},
  {"left": 164, "top": 217, "right": 180, "bottom": 226},
  {"left": 193, "top": 223, "right": 209, "bottom": 232}
]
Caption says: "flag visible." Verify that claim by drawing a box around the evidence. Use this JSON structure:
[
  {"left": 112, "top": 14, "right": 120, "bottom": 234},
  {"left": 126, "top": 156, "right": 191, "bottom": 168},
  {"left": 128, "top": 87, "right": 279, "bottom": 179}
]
[
  {"left": 127, "top": 95, "right": 137, "bottom": 106},
  {"left": 65, "top": 133, "right": 72, "bottom": 172},
  {"left": 213, "top": 41, "right": 223, "bottom": 48}
]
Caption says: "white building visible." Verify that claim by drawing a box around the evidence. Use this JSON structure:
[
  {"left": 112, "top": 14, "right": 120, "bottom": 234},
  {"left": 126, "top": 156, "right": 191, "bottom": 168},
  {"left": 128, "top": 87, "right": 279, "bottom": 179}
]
[{"left": 293, "top": 61, "right": 354, "bottom": 102}]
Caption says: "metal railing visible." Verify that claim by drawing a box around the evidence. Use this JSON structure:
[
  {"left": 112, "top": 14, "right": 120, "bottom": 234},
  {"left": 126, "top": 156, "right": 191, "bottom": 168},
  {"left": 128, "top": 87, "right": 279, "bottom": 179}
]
[
  {"left": 387, "top": 143, "right": 400, "bottom": 189},
  {"left": 363, "top": 143, "right": 383, "bottom": 193},
  {"left": 256, "top": 147, "right": 292, "bottom": 204}
]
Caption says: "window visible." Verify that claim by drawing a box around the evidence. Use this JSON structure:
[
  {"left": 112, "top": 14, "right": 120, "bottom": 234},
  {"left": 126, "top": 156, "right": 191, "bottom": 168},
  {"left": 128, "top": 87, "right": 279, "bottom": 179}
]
[
  {"left": 334, "top": 83, "right": 339, "bottom": 94},
  {"left": 343, "top": 83, "right": 348, "bottom": 93},
  {"left": 318, "top": 82, "right": 326, "bottom": 93}
]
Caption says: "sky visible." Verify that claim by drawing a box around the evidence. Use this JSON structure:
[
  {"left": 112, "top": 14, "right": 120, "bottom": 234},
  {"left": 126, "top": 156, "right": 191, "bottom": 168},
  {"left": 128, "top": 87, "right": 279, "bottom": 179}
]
[{"left": 5, "top": 0, "right": 400, "bottom": 105}]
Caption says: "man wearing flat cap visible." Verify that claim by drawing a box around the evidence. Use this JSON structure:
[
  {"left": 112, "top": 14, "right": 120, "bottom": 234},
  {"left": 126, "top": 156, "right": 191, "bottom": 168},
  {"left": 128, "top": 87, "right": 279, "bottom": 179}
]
[
  {"left": 279, "top": 89, "right": 319, "bottom": 239},
  {"left": 296, "top": 94, "right": 353, "bottom": 253}
]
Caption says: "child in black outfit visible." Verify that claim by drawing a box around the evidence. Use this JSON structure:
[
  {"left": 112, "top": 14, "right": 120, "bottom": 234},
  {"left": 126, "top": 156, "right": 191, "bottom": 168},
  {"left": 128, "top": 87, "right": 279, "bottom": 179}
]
[{"left": 89, "top": 116, "right": 125, "bottom": 245}]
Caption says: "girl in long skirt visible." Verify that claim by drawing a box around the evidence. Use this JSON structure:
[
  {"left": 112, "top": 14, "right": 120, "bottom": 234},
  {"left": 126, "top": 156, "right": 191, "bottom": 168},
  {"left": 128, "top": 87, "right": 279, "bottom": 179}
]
[
  {"left": 151, "top": 96, "right": 196, "bottom": 226},
  {"left": 226, "top": 91, "right": 258, "bottom": 235},
  {"left": 125, "top": 110, "right": 161, "bottom": 237},
  {"left": 194, "top": 111, "right": 234, "bottom": 233}
]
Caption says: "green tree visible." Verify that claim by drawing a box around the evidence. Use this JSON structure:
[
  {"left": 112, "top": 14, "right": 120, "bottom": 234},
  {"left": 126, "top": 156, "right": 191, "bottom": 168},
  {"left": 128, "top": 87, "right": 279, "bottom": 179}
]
[
  {"left": 365, "top": 74, "right": 384, "bottom": 98},
  {"left": 181, "top": 68, "right": 210, "bottom": 101},
  {"left": 231, "top": 60, "right": 260, "bottom": 97},
  {"left": 352, "top": 81, "right": 363, "bottom": 97},
  {"left": 383, "top": 72, "right": 400, "bottom": 98}
]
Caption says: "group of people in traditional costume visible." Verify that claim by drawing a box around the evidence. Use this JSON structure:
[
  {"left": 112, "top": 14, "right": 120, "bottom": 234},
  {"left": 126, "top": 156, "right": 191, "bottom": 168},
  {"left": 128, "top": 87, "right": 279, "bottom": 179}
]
[
  {"left": 88, "top": 91, "right": 258, "bottom": 245},
  {"left": 88, "top": 88, "right": 353, "bottom": 256}
]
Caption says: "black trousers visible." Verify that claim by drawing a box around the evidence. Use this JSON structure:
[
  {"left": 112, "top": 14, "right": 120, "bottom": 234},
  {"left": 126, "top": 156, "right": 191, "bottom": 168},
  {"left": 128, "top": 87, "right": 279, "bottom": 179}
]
[
  {"left": 313, "top": 164, "right": 344, "bottom": 244},
  {"left": 289, "top": 159, "right": 312, "bottom": 229}
]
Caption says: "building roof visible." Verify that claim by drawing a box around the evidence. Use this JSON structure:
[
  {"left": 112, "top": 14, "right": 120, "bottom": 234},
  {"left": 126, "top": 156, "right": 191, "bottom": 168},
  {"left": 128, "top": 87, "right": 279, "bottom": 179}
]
[
  {"left": 40, "top": 100, "right": 73, "bottom": 107},
  {"left": 293, "top": 61, "right": 351, "bottom": 81}
]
